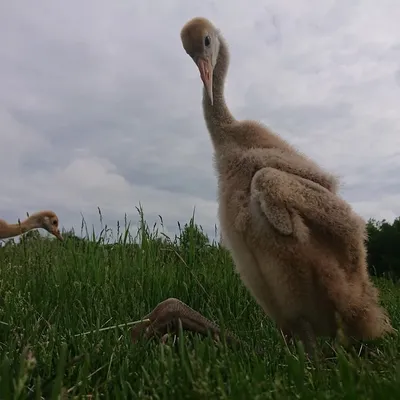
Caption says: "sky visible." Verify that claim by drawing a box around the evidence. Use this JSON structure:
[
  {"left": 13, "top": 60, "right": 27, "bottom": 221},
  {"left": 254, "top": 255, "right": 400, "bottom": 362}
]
[{"left": 1, "top": 0, "right": 400, "bottom": 242}]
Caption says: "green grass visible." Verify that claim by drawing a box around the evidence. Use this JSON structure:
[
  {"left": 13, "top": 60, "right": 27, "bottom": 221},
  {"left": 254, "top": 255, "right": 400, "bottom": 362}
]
[{"left": 0, "top": 211, "right": 399, "bottom": 399}]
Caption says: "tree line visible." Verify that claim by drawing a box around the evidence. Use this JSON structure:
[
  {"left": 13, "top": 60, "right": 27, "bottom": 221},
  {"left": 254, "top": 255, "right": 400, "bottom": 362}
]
[{"left": 366, "top": 217, "right": 400, "bottom": 279}]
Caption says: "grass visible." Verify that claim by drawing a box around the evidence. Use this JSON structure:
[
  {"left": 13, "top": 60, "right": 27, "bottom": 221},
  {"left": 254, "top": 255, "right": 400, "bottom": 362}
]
[{"left": 0, "top": 210, "right": 399, "bottom": 399}]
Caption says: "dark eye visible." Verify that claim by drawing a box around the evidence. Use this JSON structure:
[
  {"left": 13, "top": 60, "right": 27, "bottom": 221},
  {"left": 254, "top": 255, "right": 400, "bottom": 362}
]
[
  {"left": 52, "top": 220, "right": 58, "bottom": 226},
  {"left": 204, "top": 35, "right": 211, "bottom": 47}
]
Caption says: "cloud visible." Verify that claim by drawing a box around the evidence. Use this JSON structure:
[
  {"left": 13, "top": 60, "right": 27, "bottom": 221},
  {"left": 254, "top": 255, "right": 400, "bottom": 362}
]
[{"left": 0, "top": 0, "right": 400, "bottom": 241}]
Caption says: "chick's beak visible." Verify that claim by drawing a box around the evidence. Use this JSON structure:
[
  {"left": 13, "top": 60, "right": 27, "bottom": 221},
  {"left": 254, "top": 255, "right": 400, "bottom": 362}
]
[
  {"left": 53, "top": 229, "right": 63, "bottom": 241},
  {"left": 131, "top": 320, "right": 152, "bottom": 343},
  {"left": 197, "top": 58, "right": 213, "bottom": 105}
]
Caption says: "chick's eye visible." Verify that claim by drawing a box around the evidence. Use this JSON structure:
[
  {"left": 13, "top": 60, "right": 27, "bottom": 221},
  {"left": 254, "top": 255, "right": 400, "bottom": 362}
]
[
  {"left": 52, "top": 220, "right": 58, "bottom": 226},
  {"left": 204, "top": 35, "right": 211, "bottom": 47}
]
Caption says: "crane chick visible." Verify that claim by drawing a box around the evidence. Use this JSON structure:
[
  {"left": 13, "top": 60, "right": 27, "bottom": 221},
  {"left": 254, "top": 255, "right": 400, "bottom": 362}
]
[
  {"left": 180, "top": 17, "right": 394, "bottom": 355},
  {"left": 0, "top": 210, "right": 63, "bottom": 241}
]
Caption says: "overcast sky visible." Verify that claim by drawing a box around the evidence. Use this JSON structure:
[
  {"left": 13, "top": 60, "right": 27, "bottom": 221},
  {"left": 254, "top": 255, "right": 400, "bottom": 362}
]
[{"left": 1, "top": 0, "right": 400, "bottom": 241}]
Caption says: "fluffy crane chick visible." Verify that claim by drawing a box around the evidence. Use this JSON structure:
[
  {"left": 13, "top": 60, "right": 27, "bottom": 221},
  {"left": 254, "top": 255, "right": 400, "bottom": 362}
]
[
  {"left": 0, "top": 210, "right": 63, "bottom": 241},
  {"left": 180, "top": 17, "right": 394, "bottom": 354}
]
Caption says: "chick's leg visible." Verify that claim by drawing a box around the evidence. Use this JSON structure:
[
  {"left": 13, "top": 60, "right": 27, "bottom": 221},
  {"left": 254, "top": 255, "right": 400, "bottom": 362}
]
[{"left": 283, "top": 318, "right": 317, "bottom": 359}]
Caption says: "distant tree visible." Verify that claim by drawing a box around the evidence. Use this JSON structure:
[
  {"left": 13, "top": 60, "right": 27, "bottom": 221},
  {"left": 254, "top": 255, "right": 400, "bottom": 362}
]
[
  {"left": 1, "top": 238, "right": 15, "bottom": 248},
  {"left": 366, "top": 217, "right": 400, "bottom": 279},
  {"left": 179, "top": 218, "right": 209, "bottom": 250},
  {"left": 61, "top": 230, "right": 87, "bottom": 248},
  {"left": 176, "top": 218, "right": 210, "bottom": 266},
  {"left": 20, "top": 229, "right": 42, "bottom": 243}
]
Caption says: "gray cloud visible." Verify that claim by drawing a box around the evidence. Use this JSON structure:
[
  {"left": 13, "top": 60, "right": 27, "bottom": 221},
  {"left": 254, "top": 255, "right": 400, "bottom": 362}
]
[{"left": 1, "top": 0, "right": 400, "bottom": 241}]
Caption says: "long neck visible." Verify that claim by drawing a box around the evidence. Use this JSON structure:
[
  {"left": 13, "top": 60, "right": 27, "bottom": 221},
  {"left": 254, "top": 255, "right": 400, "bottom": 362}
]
[
  {"left": 0, "top": 217, "right": 37, "bottom": 239},
  {"left": 202, "top": 35, "right": 235, "bottom": 147}
]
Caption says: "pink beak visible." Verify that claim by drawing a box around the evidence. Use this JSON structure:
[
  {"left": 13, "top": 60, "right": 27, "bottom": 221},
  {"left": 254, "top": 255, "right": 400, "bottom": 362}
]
[
  {"left": 197, "top": 58, "right": 213, "bottom": 105},
  {"left": 53, "top": 229, "right": 63, "bottom": 241}
]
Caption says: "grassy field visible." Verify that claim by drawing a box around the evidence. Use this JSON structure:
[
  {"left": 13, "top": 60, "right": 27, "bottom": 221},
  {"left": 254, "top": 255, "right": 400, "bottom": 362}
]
[{"left": 0, "top": 213, "right": 399, "bottom": 399}]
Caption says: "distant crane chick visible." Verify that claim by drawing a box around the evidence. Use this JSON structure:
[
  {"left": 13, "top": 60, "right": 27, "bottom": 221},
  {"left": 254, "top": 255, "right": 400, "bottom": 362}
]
[{"left": 0, "top": 210, "right": 63, "bottom": 241}]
